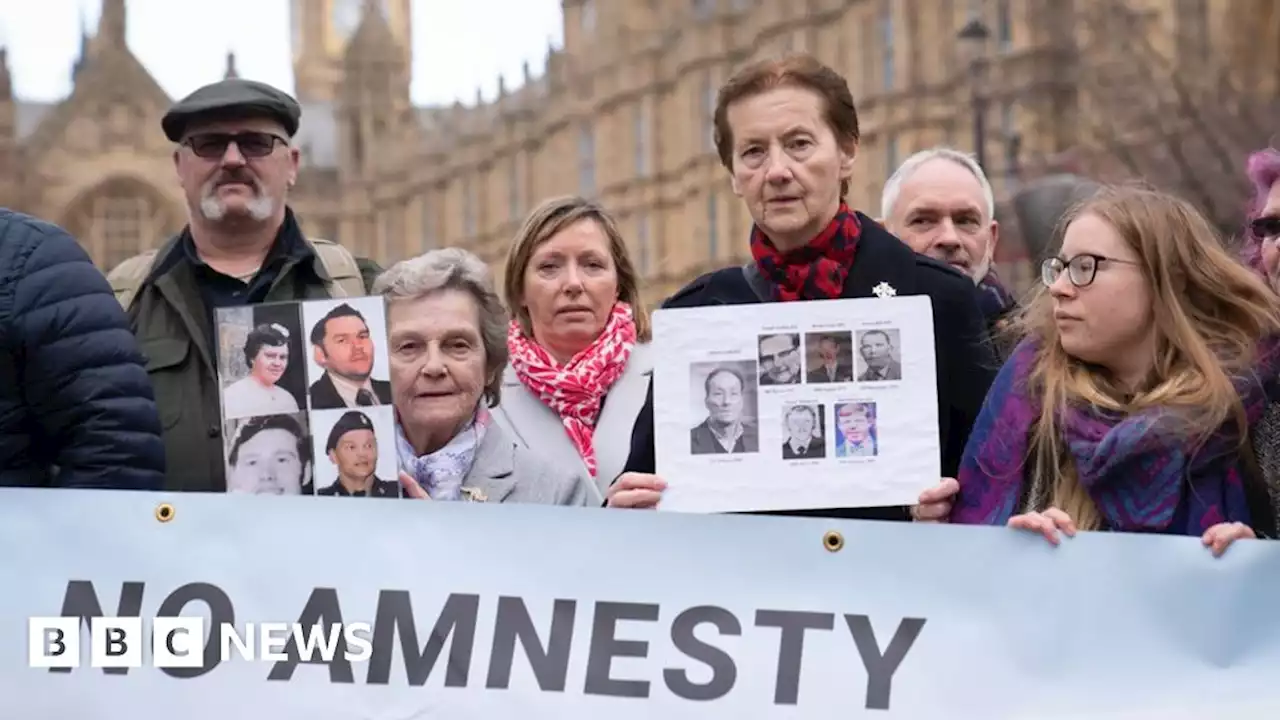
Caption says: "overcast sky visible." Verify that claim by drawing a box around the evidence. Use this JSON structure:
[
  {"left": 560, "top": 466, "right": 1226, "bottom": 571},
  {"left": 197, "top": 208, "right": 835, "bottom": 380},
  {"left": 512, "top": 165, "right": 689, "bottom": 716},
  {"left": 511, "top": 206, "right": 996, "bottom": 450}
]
[{"left": 0, "top": 0, "right": 565, "bottom": 106}]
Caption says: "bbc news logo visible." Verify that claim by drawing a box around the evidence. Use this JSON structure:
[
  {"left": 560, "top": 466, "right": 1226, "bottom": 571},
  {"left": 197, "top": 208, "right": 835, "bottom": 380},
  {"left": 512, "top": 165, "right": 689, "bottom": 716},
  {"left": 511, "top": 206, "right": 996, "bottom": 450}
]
[{"left": 28, "top": 617, "right": 373, "bottom": 668}]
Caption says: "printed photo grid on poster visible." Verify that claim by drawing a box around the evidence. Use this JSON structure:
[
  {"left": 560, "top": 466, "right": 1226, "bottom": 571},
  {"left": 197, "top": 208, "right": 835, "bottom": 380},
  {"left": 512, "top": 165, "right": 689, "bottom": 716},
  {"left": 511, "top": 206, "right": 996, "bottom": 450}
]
[
  {"left": 215, "top": 296, "right": 402, "bottom": 498},
  {"left": 652, "top": 295, "right": 941, "bottom": 514}
]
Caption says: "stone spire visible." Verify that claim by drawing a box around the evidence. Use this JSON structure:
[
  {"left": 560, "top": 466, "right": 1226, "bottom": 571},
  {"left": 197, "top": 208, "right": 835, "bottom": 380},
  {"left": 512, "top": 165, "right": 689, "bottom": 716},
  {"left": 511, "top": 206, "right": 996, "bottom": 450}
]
[
  {"left": 99, "top": 0, "right": 128, "bottom": 49},
  {"left": 72, "top": 9, "right": 90, "bottom": 81},
  {"left": 0, "top": 48, "right": 11, "bottom": 100}
]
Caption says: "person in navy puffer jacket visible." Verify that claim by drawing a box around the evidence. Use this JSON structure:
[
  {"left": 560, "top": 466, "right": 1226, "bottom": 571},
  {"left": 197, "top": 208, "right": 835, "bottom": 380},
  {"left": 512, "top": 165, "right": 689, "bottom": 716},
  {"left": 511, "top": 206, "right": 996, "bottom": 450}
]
[{"left": 0, "top": 208, "right": 164, "bottom": 489}]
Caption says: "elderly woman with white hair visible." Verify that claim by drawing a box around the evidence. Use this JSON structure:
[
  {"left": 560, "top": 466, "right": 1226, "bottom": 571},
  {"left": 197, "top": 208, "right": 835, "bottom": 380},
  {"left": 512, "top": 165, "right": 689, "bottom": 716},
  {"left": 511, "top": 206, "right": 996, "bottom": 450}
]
[{"left": 372, "top": 248, "right": 601, "bottom": 506}]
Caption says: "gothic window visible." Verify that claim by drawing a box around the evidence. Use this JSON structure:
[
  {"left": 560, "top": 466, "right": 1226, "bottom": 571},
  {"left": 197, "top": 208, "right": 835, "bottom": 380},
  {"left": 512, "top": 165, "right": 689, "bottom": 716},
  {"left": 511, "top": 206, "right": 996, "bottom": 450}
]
[
  {"left": 707, "top": 191, "right": 719, "bottom": 260},
  {"left": 463, "top": 176, "right": 477, "bottom": 237},
  {"left": 350, "top": 123, "right": 364, "bottom": 168},
  {"left": 508, "top": 154, "right": 522, "bottom": 221},
  {"left": 636, "top": 212, "right": 651, "bottom": 275},
  {"left": 420, "top": 191, "right": 436, "bottom": 249},
  {"left": 701, "top": 72, "right": 717, "bottom": 152},
  {"left": 65, "top": 179, "right": 173, "bottom": 272},
  {"left": 385, "top": 204, "right": 405, "bottom": 260},
  {"left": 880, "top": 3, "right": 895, "bottom": 91},
  {"left": 996, "top": 0, "right": 1013, "bottom": 51},
  {"left": 634, "top": 100, "right": 650, "bottom": 177},
  {"left": 578, "top": 122, "right": 596, "bottom": 196},
  {"left": 859, "top": 23, "right": 874, "bottom": 96}
]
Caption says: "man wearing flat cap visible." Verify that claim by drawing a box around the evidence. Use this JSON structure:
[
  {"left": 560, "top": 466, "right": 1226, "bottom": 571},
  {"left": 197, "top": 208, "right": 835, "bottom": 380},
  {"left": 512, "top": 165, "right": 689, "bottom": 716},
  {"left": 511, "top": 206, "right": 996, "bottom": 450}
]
[
  {"left": 106, "top": 77, "right": 379, "bottom": 494},
  {"left": 318, "top": 411, "right": 398, "bottom": 497}
]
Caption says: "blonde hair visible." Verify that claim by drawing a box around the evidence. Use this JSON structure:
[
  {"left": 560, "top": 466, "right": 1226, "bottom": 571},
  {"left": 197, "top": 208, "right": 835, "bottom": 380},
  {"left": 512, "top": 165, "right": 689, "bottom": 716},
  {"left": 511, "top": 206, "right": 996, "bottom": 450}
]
[
  {"left": 1016, "top": 185, "right": 1280, "bottom": 529},
  {"left": 502, "top": 196, "right": 651, "bottom": 342}
]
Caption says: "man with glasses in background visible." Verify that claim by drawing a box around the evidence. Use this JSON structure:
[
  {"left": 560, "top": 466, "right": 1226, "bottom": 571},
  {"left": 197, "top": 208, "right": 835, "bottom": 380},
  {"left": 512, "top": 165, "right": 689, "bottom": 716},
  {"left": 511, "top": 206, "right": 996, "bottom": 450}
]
[{"left": 107, "top": 78, "right": 373, "bottom": 493}]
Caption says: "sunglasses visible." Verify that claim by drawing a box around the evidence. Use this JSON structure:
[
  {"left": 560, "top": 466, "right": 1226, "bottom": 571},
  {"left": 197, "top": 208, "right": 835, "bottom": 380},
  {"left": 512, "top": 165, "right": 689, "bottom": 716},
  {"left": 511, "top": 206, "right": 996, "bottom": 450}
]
[
  {"left": 1251, "top": 215, "right": 1280, "bottom": 241},
  {"left": 182, "top": 131, "right": 287, "bottom": 160}
]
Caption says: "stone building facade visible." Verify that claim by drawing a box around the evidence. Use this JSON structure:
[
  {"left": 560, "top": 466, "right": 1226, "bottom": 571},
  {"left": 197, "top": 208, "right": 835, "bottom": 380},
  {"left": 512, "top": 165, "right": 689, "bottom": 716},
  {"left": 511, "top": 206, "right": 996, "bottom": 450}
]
[{"left": 0, "top": 0, "right": 1273, "bottom": 305}]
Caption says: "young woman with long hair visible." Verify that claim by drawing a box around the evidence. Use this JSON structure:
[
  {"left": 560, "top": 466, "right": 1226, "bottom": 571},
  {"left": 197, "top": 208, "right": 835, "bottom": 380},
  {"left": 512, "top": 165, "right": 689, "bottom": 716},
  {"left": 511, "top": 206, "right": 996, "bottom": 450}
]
[{"left": 951, "top": 185, "right": 1280, "bottom": 556}]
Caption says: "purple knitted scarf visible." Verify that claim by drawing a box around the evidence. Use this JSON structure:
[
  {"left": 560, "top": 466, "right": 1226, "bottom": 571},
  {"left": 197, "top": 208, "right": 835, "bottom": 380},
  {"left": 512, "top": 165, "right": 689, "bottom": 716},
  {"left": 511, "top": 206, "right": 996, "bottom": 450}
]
[{"left": 952, "top": 336, "right": 1280, "bottom": 533}]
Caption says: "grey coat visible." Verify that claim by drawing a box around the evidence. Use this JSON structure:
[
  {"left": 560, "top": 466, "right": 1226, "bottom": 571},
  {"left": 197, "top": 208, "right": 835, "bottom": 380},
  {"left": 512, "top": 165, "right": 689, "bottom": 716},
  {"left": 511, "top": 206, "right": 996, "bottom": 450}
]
[
  {"left": 492, "top": 342, "right": 654, "bottom": 497},
  {"left": 461, "top": 420, "right": 602, "bottom": 507}
]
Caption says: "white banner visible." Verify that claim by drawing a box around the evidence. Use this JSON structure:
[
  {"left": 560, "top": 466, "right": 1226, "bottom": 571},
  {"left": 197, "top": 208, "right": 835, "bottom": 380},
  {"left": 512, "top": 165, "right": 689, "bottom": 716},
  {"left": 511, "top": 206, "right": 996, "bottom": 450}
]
[{"left": 2, "top": 488, "right": 1280, "bottom": 718}]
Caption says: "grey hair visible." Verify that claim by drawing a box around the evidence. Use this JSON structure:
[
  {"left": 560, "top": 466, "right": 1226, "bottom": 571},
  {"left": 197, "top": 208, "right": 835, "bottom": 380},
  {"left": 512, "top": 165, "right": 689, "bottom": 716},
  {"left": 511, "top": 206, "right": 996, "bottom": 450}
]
[
  {"left": 371, "top": 247, "right": 509, "bottom": 407},
  {"left": 880, "top": 146, "right": 996, "bottom": 222}
]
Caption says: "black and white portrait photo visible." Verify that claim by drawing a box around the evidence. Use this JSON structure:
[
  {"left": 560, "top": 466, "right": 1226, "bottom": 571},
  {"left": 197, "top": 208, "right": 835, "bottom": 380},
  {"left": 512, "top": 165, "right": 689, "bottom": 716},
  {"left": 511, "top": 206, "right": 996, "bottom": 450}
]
[
  {"left": 757, "top": 332, "right": 802, "bottom": 386},
  {"left": 309, "top": 406, "right": 401, "bottom": 497},
  {"left": 856, "top": 328, "right": 903, "bottom": 382},
  {"left": 301, "top": 297, "right": 394, "bottom": 411},
  {"left": 687, "top": 360, "right": 760, "bottom": 456},
  {"left": 216, "top": 303, "right": 307, "bottom": 421},
  {"left": 781, "top": 403, "right": 826, "bottom": 459},
  {"left": 804, "top": 332, "right": 854, "bottom": 383},
  {"left": 223, "top": 412, "right": 314, "bottom": 495}
]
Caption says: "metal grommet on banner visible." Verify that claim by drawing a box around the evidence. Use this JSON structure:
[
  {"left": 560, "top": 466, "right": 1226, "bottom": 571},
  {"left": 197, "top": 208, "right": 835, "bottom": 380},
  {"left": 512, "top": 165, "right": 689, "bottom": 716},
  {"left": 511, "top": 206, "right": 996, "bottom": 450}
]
[
  {"left": 154, "top": 503, "right": 175, "bottom": 523},
  {"left": 823, "top": 530, "right": 844, "bottom": 552}
]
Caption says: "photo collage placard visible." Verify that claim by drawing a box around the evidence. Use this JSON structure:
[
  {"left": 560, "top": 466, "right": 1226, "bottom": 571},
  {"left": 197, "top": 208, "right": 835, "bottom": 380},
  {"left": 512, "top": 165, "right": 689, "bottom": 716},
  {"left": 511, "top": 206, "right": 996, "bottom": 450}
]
[
  {"left": 215, "top": 296, "right": 402, "bottom": 498},
  {"left": 651, "top": 295, "right": 941, "bottom": 514}
]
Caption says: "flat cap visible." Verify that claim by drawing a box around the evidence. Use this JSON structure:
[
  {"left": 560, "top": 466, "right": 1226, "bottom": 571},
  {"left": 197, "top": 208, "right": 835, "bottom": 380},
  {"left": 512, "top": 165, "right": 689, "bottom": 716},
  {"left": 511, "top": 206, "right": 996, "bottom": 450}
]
[
  {"left": 326, "top": 411, "right": 376, "bottom": 453},
  {"left": 162, "top": 78, "right": 302, "bottom": 143}
]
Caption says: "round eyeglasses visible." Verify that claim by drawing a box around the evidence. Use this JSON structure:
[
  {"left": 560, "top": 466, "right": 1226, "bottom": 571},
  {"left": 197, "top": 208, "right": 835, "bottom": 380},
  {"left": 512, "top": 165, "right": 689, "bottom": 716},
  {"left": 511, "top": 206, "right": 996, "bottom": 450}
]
[{"left": 1041, "top": 254, "right": 1140, "bottom": 288}]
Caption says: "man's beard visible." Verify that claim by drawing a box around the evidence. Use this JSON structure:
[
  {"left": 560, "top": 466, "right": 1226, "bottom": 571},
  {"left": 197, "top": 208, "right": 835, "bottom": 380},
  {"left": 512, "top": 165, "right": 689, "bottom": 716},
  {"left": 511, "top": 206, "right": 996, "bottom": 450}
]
[
  {"left": 936, "top": 244, "right": 994, "bottom": 285},
  {"left": 199, "top": 172, "right": 275, "bottom": 222}
]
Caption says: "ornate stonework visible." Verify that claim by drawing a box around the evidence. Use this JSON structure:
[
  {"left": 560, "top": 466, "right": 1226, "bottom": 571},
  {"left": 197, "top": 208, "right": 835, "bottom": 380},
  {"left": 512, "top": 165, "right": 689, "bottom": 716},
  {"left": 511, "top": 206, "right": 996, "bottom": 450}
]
[{"left": 0, "top": 0, "right": 1272, "bottom": 305}]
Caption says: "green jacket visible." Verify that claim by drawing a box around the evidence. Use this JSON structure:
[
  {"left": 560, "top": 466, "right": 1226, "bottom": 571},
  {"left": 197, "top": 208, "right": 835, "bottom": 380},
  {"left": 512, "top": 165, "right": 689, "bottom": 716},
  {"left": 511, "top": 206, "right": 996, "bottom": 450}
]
[{"left": 109, "top": 235, "right": 379, "bottom": 492}]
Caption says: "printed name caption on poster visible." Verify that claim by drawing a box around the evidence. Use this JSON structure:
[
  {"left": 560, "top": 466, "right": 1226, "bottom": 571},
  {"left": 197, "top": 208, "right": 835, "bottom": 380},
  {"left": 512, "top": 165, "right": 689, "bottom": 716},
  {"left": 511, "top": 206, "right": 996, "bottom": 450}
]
[
  {"left": 29, "top": 617, "right": 372, "bottom": 668},
  {"left": 36, "top": 579, "right": 927, "bottom": 710}
]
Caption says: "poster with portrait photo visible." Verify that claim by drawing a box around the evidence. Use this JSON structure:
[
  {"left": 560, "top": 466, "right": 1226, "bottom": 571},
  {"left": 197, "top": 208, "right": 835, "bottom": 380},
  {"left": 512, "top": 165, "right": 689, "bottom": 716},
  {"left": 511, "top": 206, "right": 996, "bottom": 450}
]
[
  {"left": 308, "top": 405, "right": 401, "bottom": 498},
  {"left": 215, "top": 302, "right": 308, "bottom": 422},
  {"left": 687, "top": 361, "right": 760, "bottom": 456},
  {"left": 855, "top": 328, "right": 903, "bottom": 382},
  {"left": 833, "top": 402, "right": 877, "bottom": 457},
  {"left": 222, "top": 412, "right": 315, "bottom": 496},
  {"left": 780, "top": 403, "right": 826, "bottom": 459},
  {"left": 757, "top": 332, "right": 802, "bottom": 386},
  {"left": 651, "top": 296, "right": 939, "bottom": 513},
  {"left": 299, "top": 296, "right": 394, "bottom": 411},
  {"left": 803, "top": 331, "right": 854, "bottom": 383}
]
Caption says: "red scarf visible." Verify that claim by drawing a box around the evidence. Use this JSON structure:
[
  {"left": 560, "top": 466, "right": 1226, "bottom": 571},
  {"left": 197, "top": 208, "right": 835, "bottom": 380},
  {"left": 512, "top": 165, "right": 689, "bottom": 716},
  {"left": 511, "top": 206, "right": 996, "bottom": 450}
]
[
  {"left": 507, "top": 302, "right": 637, "bottom": 477},
  {"left": 749, "top": 202, "right": 862, "bottom": 301}
]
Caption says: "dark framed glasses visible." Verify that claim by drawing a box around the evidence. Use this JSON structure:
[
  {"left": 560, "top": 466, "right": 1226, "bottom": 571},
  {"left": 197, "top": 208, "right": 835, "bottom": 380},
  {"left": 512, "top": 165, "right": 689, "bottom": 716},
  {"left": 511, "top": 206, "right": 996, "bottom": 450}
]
[
  {"left": 1041, "top": 253, "right": 1140, "bottom": 288},
  {"left": 182, "top": 132, "right": 287, "bottom": 160},
  {"left": 1250, "top": 215, "right": 1280, "bottom": 242}
]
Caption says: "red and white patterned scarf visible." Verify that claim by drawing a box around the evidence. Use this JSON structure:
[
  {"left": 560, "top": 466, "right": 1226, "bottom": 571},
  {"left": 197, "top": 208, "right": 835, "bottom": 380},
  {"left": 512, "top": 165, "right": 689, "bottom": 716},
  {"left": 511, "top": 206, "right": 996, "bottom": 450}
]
[{"left": 507, "top": 302, "right": 637, "bottom": 477}]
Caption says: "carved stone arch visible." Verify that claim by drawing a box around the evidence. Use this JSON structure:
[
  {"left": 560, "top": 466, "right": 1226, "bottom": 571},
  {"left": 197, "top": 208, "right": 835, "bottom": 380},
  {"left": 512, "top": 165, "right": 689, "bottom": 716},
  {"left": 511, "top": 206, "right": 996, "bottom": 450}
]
[{"left": 61, "top": 177, "right": 182, "bottom": 271}]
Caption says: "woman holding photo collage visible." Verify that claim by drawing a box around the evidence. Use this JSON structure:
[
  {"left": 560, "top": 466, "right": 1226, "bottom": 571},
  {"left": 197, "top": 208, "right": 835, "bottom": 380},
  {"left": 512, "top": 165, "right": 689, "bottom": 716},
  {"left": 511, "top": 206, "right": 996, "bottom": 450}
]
[{"left": 608, "top": 53, "right": 997, "bottom": 522}]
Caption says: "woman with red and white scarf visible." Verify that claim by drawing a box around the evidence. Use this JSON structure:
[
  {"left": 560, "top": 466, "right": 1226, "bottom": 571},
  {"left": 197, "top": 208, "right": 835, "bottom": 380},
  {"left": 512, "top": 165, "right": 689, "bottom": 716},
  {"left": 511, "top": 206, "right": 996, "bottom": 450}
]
[
  {"left": 608, "top": 53, "right": 998, "bottom": 523},
  {"left": 495, "top": 196, "right": 653, "bottom": 501}
]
